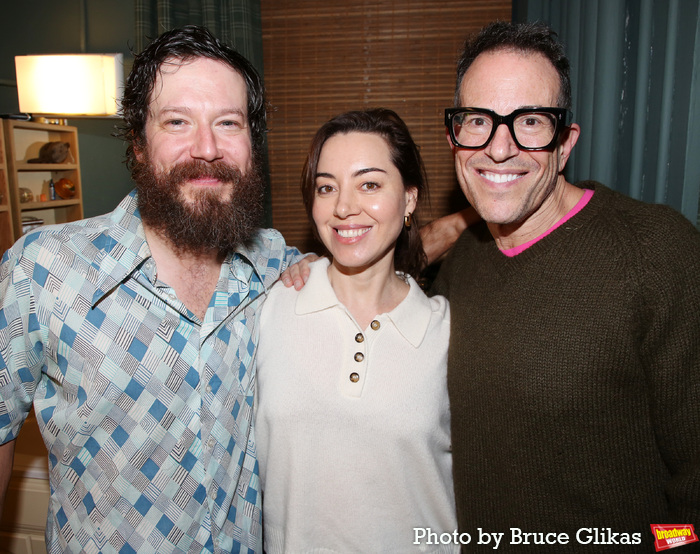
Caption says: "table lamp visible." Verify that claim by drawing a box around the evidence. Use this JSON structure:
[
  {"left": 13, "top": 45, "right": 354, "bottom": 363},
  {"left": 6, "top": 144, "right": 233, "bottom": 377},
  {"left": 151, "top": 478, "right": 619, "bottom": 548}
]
[{"left": 14, "top": 53, "right": 124, "bottom": 124}]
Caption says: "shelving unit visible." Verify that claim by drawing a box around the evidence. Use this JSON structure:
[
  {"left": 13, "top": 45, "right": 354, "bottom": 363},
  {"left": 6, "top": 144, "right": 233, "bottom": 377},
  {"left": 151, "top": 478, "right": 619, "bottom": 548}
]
[
  {"left": 2, "top": 119, "right": 83, "bottom": 242},
  {"left": 0, "top": 126, "right": 13, "bottom": 256},
  {"left": 1, "top": 120, "right": 81, "bottom": 552}
]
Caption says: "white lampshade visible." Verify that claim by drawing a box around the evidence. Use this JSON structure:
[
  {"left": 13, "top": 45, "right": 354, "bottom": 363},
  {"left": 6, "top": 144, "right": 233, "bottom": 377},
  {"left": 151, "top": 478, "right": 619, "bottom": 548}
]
[{"left": 15, "top": 54, "right": 124, "bottom": 116}]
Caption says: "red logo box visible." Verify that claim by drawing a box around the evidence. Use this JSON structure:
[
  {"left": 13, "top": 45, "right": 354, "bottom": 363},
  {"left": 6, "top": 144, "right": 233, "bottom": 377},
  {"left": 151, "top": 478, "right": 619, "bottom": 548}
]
[{"left": 650, "top": 524, "right": 699, "bottom": 551}]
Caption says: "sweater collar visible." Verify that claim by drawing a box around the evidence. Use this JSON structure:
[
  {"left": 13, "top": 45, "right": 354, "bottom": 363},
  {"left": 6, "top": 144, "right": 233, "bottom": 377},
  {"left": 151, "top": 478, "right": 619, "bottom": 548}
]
[{"left": 472, "top": 180, "right": 608, "bottom": 260}]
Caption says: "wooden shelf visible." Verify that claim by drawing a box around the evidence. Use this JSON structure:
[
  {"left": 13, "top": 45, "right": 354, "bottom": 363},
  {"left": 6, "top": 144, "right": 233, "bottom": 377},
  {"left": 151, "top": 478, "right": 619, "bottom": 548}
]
[
  {"left": 18, "top": 199, "right": 82, "bottom": 211},
  {"left": 17, "top": 163, "right": 79, "bottom": 172},
  {"left": 2, "top": 120, "right": 83, "bottom": 242}
]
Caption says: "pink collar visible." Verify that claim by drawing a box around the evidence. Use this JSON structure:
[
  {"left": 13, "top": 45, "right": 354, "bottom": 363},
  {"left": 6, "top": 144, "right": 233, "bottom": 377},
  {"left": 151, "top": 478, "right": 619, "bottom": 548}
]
[{"left": 501, "top": 188, "right": 595, "bottom": 257}]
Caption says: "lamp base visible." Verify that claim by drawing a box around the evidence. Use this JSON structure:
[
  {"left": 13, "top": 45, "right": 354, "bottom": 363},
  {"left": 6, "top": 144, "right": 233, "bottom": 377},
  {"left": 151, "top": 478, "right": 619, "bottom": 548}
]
[{"left": 32, "top": 116, "right": 68, "bottom": 125}]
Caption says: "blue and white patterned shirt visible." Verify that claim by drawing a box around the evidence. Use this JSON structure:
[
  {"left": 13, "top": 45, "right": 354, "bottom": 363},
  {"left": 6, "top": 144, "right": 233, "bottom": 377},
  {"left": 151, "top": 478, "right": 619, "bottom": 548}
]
[{"left": 0, "top": 191, "right": 298, "bottom": 553}]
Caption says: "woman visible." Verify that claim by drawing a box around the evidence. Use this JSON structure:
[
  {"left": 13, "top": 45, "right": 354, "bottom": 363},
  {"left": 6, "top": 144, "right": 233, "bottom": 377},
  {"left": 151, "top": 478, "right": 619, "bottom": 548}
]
[{"left": 256, "top": 109, "right": 457, "bottom": 553}]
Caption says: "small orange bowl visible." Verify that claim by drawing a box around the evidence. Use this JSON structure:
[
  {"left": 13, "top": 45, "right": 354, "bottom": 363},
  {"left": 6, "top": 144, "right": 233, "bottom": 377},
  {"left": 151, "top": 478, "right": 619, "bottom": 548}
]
[{"left": 55, "top": 178, "right": 76, "bottom": 199}]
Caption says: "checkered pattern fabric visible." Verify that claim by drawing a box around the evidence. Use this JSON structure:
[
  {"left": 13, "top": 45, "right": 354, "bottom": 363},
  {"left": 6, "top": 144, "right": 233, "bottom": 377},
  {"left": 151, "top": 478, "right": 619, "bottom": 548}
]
[{"left": 0, "top": 191, "right": 299, "bottom": 553}]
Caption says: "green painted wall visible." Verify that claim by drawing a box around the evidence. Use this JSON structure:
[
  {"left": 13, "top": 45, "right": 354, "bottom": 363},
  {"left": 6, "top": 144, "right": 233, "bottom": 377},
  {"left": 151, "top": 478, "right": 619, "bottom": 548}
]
[{"left": 0, "top": 0, "right": 135, "bottom": 217}]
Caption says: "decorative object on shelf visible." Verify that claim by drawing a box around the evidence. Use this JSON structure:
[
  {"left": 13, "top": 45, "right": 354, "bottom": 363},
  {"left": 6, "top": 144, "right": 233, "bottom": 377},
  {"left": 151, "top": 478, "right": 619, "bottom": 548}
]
[
  {"left": 49, "top": 178, "right": 56, "bottom": 200},
  {"left": 21, "top": 216, "right": 44, "bottom": 234},
  {"left": 18, "top": 187, "right": 33, "bottom": 203},
  {"left": 55, "top": 178, "right": 76, "bottom": 199},
  {"left": 28, "top": 141, "right": 71, "bottom": 164}
]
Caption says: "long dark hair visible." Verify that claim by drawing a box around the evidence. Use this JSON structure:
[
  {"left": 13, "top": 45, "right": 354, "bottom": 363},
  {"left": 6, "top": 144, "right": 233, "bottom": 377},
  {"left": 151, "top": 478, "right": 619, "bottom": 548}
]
[
  {"left": 117, "top": 25, "right": 266, "bottom": 172},
  {"left": 301, "top": 108, "right": 428, "bottom": 279}
]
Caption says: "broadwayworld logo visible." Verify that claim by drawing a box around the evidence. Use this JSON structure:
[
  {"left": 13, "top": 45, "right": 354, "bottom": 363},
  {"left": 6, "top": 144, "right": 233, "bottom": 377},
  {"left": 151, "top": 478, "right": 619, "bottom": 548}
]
[{"left": 650, "top": 524, "right": 699, "bottom": 551}]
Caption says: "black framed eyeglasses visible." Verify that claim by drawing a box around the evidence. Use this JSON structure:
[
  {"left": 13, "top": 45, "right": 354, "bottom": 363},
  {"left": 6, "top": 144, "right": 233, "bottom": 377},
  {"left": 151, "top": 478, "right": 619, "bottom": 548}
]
[{"left": 445, "top": 107, "right": 571, "bottom": 151}]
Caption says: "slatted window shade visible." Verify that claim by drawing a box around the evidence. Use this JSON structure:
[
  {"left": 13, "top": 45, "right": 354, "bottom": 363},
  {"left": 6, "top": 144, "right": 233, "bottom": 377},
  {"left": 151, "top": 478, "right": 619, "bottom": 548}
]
[{"left": 261, "top": 0, "right": 512, "bottom": 253}]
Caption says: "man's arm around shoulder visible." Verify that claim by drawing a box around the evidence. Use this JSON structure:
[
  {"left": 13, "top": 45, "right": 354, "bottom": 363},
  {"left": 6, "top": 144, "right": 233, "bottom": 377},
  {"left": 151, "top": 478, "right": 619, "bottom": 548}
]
[{"left": 421, "top": 206, "right": 479, "bottom": 265}]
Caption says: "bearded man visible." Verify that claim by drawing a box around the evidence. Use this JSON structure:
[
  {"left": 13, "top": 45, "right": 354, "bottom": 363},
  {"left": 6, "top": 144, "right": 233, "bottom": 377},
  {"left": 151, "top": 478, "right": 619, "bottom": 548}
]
[{"left": 0, "top": 26, "right": 303, "bottom": 553}]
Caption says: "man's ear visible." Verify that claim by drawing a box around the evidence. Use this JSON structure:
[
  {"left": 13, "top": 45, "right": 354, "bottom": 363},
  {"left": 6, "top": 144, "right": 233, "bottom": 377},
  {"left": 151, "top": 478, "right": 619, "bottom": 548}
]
[
  {"left": 133, "top": 141, "right": 146, "bottom": 163},
  {"left": 558, "top": 123, "right": 580, "bottom": 169},
  {"left": 445, "top": 127, "right": 457, "bottom": 153}
]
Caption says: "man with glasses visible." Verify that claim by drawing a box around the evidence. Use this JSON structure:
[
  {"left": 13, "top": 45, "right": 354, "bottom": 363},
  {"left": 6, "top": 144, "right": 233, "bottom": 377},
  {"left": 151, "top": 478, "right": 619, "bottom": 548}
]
[{"left": 430, "top": 21, "right": 700, "bottom": 551}]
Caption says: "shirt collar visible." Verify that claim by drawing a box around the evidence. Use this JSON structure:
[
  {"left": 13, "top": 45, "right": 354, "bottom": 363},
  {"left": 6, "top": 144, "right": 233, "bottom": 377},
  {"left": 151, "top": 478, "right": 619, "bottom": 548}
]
[
  {"left": 90, "top": 191, "right": 151, "bottom": 305},
  {"left": 231, "top": 241, "right": 269, "bottom": 288},
  {"left": 90, "top": 190, "right": 270, "bottom": 306},
  {"left": 296, "top": 258, "right": 434, "bottom": 348}
]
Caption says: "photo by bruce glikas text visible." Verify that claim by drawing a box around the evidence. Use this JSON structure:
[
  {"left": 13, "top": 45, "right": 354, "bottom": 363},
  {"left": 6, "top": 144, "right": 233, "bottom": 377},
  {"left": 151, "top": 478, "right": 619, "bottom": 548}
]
[{"left": 413, "top": 527, "right": 642, "bottom": 548}]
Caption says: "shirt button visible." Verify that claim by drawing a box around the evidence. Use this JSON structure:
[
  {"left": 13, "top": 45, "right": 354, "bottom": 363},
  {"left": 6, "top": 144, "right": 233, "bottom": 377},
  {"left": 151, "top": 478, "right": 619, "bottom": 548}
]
[
  {"left": 350, "top": 372, "right": 360, "bottom": 382},
  {"left": 208, "top": 437, "right": 216, "bottom": 449},
  {"left": 205, "top": 384, "right": 212, "bottom": 393},
  {"left": 355, "top": 333, "right": 364, "bottom": 343},
  {"left": 370, "top": 320, "right": 380, "bottom": 330},
  {"left": 354, "top": 352, "right": 364, "bottom": 362}
]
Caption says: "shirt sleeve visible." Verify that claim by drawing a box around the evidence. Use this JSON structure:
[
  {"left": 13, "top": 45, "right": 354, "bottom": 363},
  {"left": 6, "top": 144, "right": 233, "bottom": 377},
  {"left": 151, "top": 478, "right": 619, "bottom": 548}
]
[
  {"left": 0, "top": 248, "right": 44, "bottom": 443},
  {"left": 283, "top": 246, "right": 308, "bottom": 269}
]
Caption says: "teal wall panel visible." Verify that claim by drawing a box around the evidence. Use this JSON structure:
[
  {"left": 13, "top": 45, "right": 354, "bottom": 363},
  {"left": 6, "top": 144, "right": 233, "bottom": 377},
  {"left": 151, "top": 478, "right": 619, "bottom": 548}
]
[{"left": 0, "top": 0, "right": 135, "bottom": 218}]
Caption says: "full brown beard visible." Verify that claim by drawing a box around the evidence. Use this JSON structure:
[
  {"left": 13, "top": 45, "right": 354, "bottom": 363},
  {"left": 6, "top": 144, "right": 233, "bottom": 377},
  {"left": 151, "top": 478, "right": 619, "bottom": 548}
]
[{"left": 132, "top": 153, "right": 265, "bottom": 257}]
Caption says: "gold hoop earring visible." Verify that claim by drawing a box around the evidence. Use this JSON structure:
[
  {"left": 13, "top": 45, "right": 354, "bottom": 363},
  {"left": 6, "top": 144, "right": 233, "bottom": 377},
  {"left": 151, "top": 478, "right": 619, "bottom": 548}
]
[{"left": 404, "top": 213, "right": 412, "bottom": 229}]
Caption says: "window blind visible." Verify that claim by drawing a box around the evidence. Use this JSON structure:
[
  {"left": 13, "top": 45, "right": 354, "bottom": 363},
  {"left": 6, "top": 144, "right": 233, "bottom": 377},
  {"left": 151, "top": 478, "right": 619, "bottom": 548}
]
[{"left": 261, "top": 0, "right": 512, "bottom": 253}]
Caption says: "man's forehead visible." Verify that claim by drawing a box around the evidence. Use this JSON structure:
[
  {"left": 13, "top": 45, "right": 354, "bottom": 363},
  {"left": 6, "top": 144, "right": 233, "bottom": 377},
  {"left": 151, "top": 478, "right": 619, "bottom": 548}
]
[
  {"left": 460, "top": 49, "right": 560, "bottom": 106},
  {"left": 148, "top": 56, "right": 248, "bottom": 111},
  {"left": 157, "top": 54, "right": 239, "bottom": 74},
  {"left": 465, "top": 49, "right": 556, "bottom": 78},
  {"left": 152, "top": 56, "right": 244, "bottom": 86}
]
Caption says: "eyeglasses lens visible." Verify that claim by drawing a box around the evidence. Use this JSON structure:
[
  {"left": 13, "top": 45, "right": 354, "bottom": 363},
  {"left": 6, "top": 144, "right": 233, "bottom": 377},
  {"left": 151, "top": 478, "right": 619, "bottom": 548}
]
[{"left": 452, "top": 111, "right": 558, "bottom": 149}]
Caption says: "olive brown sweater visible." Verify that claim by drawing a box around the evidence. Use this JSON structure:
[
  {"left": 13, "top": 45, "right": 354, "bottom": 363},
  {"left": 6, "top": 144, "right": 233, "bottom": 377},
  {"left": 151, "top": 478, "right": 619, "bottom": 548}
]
[{"left": 432, "top": 182, "right": 700, "bottom": 552}]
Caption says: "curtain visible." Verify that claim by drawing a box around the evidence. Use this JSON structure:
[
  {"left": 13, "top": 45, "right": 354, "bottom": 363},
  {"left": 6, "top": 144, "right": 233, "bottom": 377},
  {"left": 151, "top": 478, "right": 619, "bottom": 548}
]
[
  {"left": 259, "top": 0, "right": 511, "bottom": 253},
  {"left": 134, "top": 0, "right": 264, "bottom": 74},
  {"left": 514, "top": 0, "right": 700, "bottom": 226}
]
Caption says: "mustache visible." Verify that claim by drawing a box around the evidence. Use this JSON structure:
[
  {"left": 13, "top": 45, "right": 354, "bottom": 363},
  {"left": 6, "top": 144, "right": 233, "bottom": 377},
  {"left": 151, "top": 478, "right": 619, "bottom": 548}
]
[{"left": 166, "top": 159, "right": 244, "bottom": 186}]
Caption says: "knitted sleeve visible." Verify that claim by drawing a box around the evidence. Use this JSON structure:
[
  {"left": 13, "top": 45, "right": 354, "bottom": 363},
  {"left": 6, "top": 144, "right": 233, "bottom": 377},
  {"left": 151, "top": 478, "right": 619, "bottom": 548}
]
[{"left": 631, "top": 204, "right": 700, "bottom": 526}]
